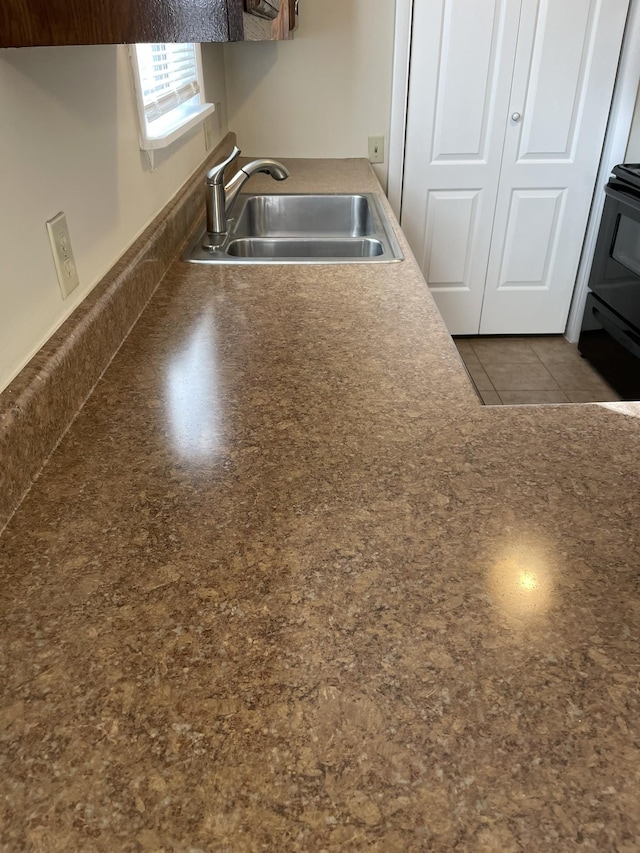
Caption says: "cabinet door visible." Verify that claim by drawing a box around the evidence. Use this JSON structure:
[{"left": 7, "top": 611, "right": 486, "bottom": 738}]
[
  {"left": 0, "top": 0, "right": 244, "bottom": 47},
  {"left": 479, "top": 0, "right": 629, "bottom": 334},
  {"left": 400, "top": 0, "right": 523, "bottom": 335},
  {"left": 243, "top": 0, "right": 296, "bottom": 41}
]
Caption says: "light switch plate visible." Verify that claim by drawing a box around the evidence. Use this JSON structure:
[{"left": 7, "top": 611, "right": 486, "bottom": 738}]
[
  {"left": 368, "top": 136, "right": 384, "bottom": 164},
  {"left": 46, "top": 211, "right": 80, "bottom": 299}
]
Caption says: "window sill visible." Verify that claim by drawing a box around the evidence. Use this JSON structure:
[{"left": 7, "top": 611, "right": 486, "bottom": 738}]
[{"left": 140, "top": 102, "right": 216, "bottom": 151}]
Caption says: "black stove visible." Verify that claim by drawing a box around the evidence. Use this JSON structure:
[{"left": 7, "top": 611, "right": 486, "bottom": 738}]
[
  {"left": 578, "top": 164, "right": 640, "bottom": 399},
  {"left": 612, "top": 163, "right": 640, "bottom": 189}
]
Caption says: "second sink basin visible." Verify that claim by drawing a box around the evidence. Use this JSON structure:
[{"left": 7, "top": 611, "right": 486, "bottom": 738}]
[
  {"left": 227, "top": 237, "right": 385, "bottom": 258},
  {"left": 183, "top": 193, "right": 403, "bottom": 264}
]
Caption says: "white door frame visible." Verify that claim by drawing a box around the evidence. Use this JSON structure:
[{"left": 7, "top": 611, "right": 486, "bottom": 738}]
[
  {"left": 387, "top": 0, "right": 414, "bottom": 218},
  {"left": 388, "top": 0, "right": 640, "bottom": 341}
]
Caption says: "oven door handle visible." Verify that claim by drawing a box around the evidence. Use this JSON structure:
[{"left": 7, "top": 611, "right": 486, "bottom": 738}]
[{"left": 592, "top": 304, "right": 640, "bottom": 360}]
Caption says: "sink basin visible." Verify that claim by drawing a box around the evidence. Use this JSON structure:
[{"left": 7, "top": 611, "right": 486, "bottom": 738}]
[
  {"left": 234, "top": 194, "right": 375, "bottom": 238},
  {"left": 183, "top": 193, "right": 403, "bottom": 264},
  {"left": 226, "top": 237, "right": 385, "bottom": 258}
]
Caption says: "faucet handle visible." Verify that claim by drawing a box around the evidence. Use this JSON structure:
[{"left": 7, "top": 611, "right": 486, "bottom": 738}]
[{"left": 206, "top": 145, "right": 241, "bottom": 185}]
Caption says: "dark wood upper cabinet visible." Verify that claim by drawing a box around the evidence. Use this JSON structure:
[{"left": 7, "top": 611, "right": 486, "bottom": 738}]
[{"left": 0, "top": 0, "right": 244, "bottom": 47}]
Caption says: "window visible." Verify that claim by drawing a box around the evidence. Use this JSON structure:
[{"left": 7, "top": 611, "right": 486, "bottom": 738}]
[{"left": 130, "top": 43, "right": 215, "bottom": 154}]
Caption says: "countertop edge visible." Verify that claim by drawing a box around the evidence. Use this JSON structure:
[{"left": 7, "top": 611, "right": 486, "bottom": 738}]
[{"left": 0, "top": 134, "right": 238, "bottom": 534}]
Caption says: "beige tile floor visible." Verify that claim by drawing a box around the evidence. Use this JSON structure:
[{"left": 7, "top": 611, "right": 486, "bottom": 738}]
[{"left": 454, "top": 335, "right": 620, "bottom": 405}]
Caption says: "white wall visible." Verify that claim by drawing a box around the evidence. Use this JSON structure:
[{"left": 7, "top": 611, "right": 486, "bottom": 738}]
[
  {"left": 625, "top": 81, "right": 640, "bottom": 160},
  {"left": 222, "top": 0, "right": 395, "bottom": 187},
  {"left": 0, "top": 43, "right": 227, "bottom": 393}
]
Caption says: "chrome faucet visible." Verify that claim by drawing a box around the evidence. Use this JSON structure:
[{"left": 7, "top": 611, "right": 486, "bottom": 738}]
[{"left": 205, "top": 145, "right": 290, "bottom": 238}]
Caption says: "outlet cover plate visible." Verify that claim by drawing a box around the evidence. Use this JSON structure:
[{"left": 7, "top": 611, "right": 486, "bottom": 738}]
[{"left": 46, "top": 211, "right": 80, "bottom": 299}]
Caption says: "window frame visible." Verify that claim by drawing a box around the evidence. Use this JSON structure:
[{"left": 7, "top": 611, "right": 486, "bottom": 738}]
[{"left": 129, "top": 42, "right": 215, "bottom": 153}]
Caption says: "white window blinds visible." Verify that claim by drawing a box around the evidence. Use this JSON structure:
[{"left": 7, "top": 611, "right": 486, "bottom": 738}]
[
  {"left": 129, "top": 41, "right": 215, "bottom": 157},
  {"left": 134, "top": 43, "right": 200, "bottom": 124}
]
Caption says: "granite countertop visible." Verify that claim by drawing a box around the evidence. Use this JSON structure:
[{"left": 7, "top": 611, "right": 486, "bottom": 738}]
[{"left": 1, "top": 159, "right": 640, "bottom": 851}]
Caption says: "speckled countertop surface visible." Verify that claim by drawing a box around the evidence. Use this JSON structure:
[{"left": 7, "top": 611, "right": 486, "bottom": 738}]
[{"left": 1, "top": 160, "right": 640, "bottom": 852}]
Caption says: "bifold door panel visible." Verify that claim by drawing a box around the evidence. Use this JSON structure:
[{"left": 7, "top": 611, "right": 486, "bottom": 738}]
[{"left": 401, "top": 0, "right": 629, "bottom": 335}]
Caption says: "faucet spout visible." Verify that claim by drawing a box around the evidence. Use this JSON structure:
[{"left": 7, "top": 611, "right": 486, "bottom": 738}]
[
  {"left": 224, "top": 158, "right": 291, "bottom": 214},
  {"left": 205, "top": 149, "right": 290, "bottom": 240}
]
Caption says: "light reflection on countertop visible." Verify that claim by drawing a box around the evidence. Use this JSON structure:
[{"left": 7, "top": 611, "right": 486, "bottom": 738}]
[
  {"left": 597, "top": 400, "right": 640, "bottom": 417},
  {"left": 488, "top": 536, "right": 554, "bottom": 619},
  {"left": 165, "top": 311, "right": 225, "bottom": 460}
]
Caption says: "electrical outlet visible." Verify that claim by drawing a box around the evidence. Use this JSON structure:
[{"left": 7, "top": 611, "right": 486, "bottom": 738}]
[
  {"left": 46, "top": 211, "right": 79, "bottom": 299},
  {"left": 368, "top": 136, "right": 384, "bottom": 164}
]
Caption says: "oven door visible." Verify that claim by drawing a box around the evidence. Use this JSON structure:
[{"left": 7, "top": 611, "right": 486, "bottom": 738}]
[
  {"left": 578, "top": 292, "right": 640, "bottom": 399},
  {"left": 588, "top": 179, "right": 640, "bottom": 329}
]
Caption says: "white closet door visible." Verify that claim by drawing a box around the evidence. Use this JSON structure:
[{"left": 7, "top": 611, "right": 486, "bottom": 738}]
[
  {"left": 479, "top": 0, "right": 629, "bottom": 334},
  {"left": 400, "top": 0, "right": 523, "bottom": 335}
]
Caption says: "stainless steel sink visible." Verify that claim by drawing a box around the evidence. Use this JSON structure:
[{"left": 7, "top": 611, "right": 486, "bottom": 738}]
[
  {"left": 183, "top": 193, "right": 403, "bottom": 264},
  {"left": 234, "top": 194, "right": 375, "bottom": 238},
  {"left": 226, "top": 237, "right": 385, "bottom": 258}
]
